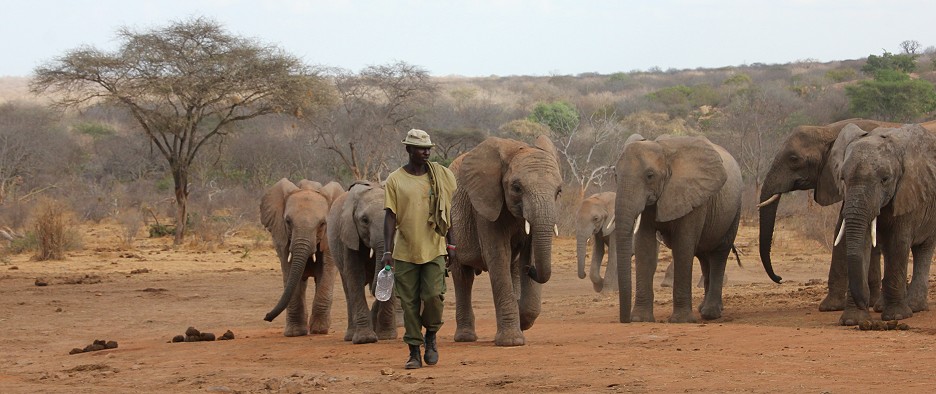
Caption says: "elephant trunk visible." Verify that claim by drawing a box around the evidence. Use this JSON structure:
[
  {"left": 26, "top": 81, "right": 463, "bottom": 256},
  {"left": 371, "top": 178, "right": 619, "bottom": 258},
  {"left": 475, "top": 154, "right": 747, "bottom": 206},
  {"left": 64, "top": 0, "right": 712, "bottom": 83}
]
[
  {"left": 526, "top": 196, "right": 555, "bottom": 284},
  {"left": 843, "top": 191, "right": 874, "bottom": 311},
  {"left": 614, "top": 196, "right": 639, "bottom": 323},
  {"left": 576, "top": 235, "right": 588, "bottom": 280},
  {"left": 369, "top": 240, "right": 386, "bottom": 296},
  {"left": 757, "top": 193, "right": 784, "bottom": 283},
  {"left": 265, "top": 239, "right": 315, "bottom": 322}
]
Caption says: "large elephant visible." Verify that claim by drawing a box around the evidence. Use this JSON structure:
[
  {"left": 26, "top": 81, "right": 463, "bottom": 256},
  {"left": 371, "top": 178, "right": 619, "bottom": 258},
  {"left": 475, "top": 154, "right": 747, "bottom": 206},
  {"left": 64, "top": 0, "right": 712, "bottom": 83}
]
[
  {"left": 576, "top": 191, "right": 617, "bottom": 292},
  {"left": 614, "top": 134, "right": 742, "bottom": 323},
  {"left": 827, "top": 124, "right": 936, "bottom": 325},
  {"left": 261, "top": 179, "right": 343, "bottom": 337},
  {"left": 449, "top": 135, "right": 562, "bottom": 346},
  {"left": 327, "top": 180, "right": 400, "bottom": 344}
]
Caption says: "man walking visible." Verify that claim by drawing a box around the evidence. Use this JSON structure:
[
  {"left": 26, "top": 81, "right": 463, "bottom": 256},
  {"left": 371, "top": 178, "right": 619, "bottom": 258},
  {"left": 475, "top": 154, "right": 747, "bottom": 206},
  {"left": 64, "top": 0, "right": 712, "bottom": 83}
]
[{"left": 382, "top": 129, "right": 457, "bottom": 369}]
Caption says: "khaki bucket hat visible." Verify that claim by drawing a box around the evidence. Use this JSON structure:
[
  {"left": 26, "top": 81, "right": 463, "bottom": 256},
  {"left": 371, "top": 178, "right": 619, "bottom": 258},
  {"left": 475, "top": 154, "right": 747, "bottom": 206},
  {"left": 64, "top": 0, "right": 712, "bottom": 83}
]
[{"left": 402, "top": 129, "right": 435, "bottom": 148}]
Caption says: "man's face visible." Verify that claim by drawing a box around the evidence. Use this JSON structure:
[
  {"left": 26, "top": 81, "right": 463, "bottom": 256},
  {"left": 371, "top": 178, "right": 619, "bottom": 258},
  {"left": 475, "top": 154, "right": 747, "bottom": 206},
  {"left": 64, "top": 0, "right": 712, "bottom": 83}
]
[{"left": 407, "top": 146, "right": 431, "bottom": 164}]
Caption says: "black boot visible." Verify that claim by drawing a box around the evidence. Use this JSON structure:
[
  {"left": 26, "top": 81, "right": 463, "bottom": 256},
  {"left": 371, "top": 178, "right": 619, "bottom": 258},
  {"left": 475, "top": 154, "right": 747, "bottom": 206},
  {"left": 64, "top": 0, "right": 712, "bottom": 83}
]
[
  {"left": 405, "top": 344, "right": 422, "bottom": 369},
  {"left": 424, "top": 330, "right": 439, "bottom": 365}
]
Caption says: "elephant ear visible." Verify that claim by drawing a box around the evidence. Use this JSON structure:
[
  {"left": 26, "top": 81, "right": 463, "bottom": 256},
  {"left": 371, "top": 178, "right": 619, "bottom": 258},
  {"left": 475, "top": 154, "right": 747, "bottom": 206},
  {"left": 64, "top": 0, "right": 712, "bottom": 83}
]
[
  {"left": 655, "top": 137, "right": 727, "bottom": 222},
  {"left": 532, "top": 135, "right": 559, "bottom": 163},
  {"left": 261, "top": 178, "right": 299, "bottom": 254},
  {"left": 339, "top": 182, "right": 373, "bottom": 251},
  {"left": 460, "top": 137, "right": 517, "bottom": 221},
  {"left": 319, "top": 181, "right": 345, "bottom": 206},
  {"left": 817, "top": 123, "right": 867, "bottom": 205},
  {"left": 893, "top": 125, "right": 936, "bottom": 216}
]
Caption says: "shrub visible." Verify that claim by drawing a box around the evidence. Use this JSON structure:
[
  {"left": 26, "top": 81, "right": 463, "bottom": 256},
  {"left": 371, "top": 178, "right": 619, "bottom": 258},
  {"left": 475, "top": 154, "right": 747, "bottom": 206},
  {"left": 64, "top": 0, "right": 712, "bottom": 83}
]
[{"left": 33, "top": 199, "right": 79, "bottom": 260}]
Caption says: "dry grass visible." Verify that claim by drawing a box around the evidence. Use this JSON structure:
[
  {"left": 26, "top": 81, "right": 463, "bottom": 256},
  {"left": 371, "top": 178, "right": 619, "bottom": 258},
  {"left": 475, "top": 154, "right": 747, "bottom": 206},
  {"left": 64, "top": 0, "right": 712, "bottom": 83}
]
[{"left": 32, "top": 198, "right": 77, "bottom": 260}]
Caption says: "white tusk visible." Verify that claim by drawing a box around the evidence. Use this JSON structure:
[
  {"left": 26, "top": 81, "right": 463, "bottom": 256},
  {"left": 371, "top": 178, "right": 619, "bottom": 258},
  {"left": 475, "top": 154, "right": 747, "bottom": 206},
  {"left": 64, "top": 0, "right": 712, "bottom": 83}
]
[
  {"left": 871, "top": 217, "right": 877, "bottom": 248},
  {"left": 554, "top": 224, "right": 559, "bottom": 237},
  {"left": 834, "top": 220, "right": 845, "bottom": 246},
  {"left": 370, "top": 249, "right": 374, "bottom": 258},
  {"left": 606, "top": 213, "right": 615, "bottom": 229},
  {"left": 312, "top": 253, "right": 317, "bottom": 263},
  {"left": 633, "top": 214, "right": 641, "bottom": 235},
  {"left": 525, "top": 221, "right": 530, "bottom": 235},
  {"left": 756, "top": 194, "right": 780, "bottom": 209}
]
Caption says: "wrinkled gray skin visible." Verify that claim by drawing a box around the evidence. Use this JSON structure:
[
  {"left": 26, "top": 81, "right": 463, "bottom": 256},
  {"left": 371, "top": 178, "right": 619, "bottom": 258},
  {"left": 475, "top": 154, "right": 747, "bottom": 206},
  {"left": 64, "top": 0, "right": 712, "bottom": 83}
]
[
  {"left": 449, "top": 135, "right": 563, "bottom": 346},
  {"left": 614, "top": 134, "right": 742, "bottom": 323},
  {"left": 827, "top": 124, "right": 936, "bottom": 325},
  {"left": 576, "top": 192, "right": 618, "bottom": 292},
  {"left": 261, "top": 179, "right": 343, "bottom": 337},
  {"left": 327, "top": 181, "right": 401, "bottom": 344},
  {"left": 758, "top": 118, "right": 898, "bottom": 311}
]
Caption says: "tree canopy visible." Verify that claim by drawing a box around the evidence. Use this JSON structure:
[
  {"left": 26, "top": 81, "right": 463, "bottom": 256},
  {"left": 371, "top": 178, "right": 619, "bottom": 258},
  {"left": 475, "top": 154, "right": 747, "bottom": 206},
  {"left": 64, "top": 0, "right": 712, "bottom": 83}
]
[{"left": 30, "top": 17, "right": 331, "bottom": 243}]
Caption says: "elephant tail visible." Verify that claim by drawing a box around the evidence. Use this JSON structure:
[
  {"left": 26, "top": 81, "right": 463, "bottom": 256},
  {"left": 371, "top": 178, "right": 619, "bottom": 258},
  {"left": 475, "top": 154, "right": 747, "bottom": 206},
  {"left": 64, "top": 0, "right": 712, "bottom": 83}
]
[{"left": 731, "top": 244, "right": 743, "bottom": 268}]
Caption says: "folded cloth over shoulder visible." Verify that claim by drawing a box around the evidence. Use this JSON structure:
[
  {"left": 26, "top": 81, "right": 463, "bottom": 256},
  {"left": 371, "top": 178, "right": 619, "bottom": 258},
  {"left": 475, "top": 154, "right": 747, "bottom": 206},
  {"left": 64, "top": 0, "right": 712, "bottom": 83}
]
[{"left": 427, "top": 162, "right": 457, "bottom": 237}]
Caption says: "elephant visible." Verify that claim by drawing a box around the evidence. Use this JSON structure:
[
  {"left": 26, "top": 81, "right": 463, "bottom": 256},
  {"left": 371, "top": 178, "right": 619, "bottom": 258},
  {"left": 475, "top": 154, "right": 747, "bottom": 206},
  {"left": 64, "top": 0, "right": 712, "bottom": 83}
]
[
  {"left": 614, "top": 134, "right": 742, "bottom": 323},
  {"left": 261, "top": 178, "right": 343, "bottom": 337},
  {"left": 449, "top": 135, "right": 563, "bottom": 346},
  {"left": 327, "top": 180, "right": 400, "bottom": 344},
  {"left": 827, "top": 123, "right": 936, "bottom": 325},
  {"left": 758, "top": 118, "right": 936, "bottom": 311},
  {"left": 576, "top": 191, "right": 618, "bottom": 292}
]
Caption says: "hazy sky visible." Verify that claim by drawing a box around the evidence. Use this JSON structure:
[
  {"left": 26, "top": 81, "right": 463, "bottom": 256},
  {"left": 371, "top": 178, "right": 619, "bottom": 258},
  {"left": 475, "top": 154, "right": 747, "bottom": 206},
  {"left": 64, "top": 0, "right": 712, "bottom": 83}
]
[{"left": 2, "top": 0, "right": 935, "bottom": 77}]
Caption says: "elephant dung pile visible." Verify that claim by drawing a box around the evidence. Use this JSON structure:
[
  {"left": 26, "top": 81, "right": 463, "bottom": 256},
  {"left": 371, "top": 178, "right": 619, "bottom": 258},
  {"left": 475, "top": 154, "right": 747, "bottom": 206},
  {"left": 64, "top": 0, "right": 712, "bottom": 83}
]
[
  {"left": 857, "top": 320, "right": 910, "bottom": 331},
  {"left": 69, "top": 339, "right": 118, "bottom": 355},
  {"left": 169, "top": 326, "right": 235, "bottom": 343}
]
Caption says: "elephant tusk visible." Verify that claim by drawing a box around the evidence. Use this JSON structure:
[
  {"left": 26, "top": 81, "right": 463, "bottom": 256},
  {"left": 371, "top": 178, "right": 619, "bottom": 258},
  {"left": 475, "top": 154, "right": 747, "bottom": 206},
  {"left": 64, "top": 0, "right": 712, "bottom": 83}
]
[
  {"left": 554, "top": 224, "right": 559, "bottom": 237},
  {"left": 871, "top": 217, "right": 877, "bottom": 248},
  {"left": 834, "top": 220, "right": 845, "bottom": 246},
  {"left": 312, "top": 253, "right": 317, "bottom": 263},
  {"left": 370, "top": 249, "right": 374, "bottom": 259},
  {"left": 756, "top": 194, "right": 780, "bottom": 209},
  {"left": 633, "top": 214, "right": 641, "bottom": 235},
  {"left": 525, "top": 221, "right": 530, "bottom": 235},
  {"left": 606, "top": 213, "right": 615, "bottom": 229}
]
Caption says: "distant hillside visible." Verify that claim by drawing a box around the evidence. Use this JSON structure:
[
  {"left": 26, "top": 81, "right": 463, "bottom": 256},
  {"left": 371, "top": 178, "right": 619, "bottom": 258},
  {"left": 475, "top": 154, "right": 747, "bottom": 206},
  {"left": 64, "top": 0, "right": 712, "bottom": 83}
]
[{"left": 0, "top": 77, "right": 36, "bottom": 104}]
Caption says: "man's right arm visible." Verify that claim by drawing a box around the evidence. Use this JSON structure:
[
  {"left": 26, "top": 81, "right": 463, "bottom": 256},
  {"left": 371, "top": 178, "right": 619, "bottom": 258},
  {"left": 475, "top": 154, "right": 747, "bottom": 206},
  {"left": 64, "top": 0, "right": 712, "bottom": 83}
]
[{"left": 381, "top": 208, "right": 397, "bottom": 268}]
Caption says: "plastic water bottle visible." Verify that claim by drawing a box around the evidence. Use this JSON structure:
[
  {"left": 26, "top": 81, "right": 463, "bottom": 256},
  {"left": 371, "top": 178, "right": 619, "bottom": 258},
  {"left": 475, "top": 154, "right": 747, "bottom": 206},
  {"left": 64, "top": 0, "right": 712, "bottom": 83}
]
[{"left": 375, "top": 265, "right": 394, "bottom": 302}]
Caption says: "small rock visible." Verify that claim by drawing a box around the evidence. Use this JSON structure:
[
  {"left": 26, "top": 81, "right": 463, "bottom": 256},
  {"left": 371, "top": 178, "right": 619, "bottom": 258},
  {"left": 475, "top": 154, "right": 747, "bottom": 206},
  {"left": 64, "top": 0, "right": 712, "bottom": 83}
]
[
  {"left": 185, "top": 327, "right": 201, "bottom": 337},
  {"left": 8, "top": 266, "right": 17, "bottom": 270},
  {"left": 105, "top": 341, "right": 118, "bottom": 349},
  {"left": 219, "top": 330, "right": 235, "bottom": 340},
  {"left": 55, "top": 307, "right": 63, "bottom": 312},
  {"left": 171, "top": 335, "right": 185, "bottom": 343},
  {"left": 69, "top": 348, "right": 84, "bottom": 355},
  {"left": 380, "top": 368, "right": 394, "bottom": 376},
  {"left": 199, "top": 332, "right": 216, "bottom": 341},
  {"left": 898, "top": 323, "right": 910, "bottom": 330},
  {"left": 35, "top": 278, "right": 48, "bottom": 286}
]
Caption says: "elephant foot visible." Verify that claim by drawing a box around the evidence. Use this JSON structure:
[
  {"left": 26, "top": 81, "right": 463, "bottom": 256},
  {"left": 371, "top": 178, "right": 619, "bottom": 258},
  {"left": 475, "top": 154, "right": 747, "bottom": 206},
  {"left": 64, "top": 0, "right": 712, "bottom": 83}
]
[
  {"left": 667, "top": 309, "right": 698, "bottom": 323},
  {"left": 309, "top": 319, "right": 330, "bottom": 335},
  {"left": 838, "top": 308, "right": 871, "bottom": 326},
  {"left": 592, "top": 281, "right": 604, "bottom": 293},
  {"left": 283, "top": 324, "right": 309, "bottom": 337},
  {"left": 454, "top": 327, "right": 478, "bottom": 342},
  {"left": 881, "top": 303, "right": 913, "bottom": 321},
  {"left": 352, "top": 329, "right": 378, "bottom": 344},
  {"left": 494, "top": 328, "right": 525, "bottom": 347},
  {"left": 660, "top": 278, "right": 673, "bottom": 288},
  {"left": 873, "top": 297, "right": 884, "bottom": 313},
  {"left": 818, "top": 293, "right": 846, "bottom": 312},
  {"left": 631, "top": 305, "right": 655, "bottom": 323},
  {"left": 344, "top": 329, "right": 354, "bottom": 341},
  {"left": 376, "top": 328, "right": 397, "bottom": 340},
  {"left": 699, "top": 302, "right": 723, "bottom": 320}
]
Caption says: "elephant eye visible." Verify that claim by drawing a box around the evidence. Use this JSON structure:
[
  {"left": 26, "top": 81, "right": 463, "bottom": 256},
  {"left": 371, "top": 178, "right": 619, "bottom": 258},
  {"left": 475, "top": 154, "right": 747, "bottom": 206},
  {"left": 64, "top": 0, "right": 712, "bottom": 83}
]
[
  {"left": 645, "top": 170, "right": 655, "bottom": 181},
  {"left": 555, "top": 186, "right": 562, "bottom": 199},
  {"left": 361, "top": 216, "right": 369, "bottom": 224},
  {"left": 511, "top": 181, "right": 522, "bottom": 194},
  {"left": 881, "top": 176, "right": 889, "bottom": 184}
]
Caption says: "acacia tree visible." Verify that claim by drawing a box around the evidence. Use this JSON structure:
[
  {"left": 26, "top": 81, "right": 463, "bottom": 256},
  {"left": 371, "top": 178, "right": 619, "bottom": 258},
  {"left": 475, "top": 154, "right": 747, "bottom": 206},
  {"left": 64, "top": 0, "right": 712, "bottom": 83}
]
[
  {"left": 311, "top": 62, "right": 436, "bottom": 181},
  {"left": 30, "top": 17, "right": 329, "bottom": 244}
]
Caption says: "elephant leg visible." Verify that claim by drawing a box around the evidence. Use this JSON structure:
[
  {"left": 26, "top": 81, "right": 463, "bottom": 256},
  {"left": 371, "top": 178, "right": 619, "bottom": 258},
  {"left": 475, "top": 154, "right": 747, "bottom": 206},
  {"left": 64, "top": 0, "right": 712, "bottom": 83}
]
[
  {"left": 487, "top": 241, "right": 525, "bottom": 346},
  {"left": 660, "top": 261, "right": 674, "bottom": 288},
  {"left": 519, "top": 243, "right": 542, "bottom": 330},
  {"left": 339, "top": 273, "right": 355, "bottom": 341},
  {"left": 452, "top": 262, "right": 478, "bottom": 342},
  {"left": 590, "top": 239, "right": 606, "bottom": 292},
  {"left": 308, "top": 257, "right": 336, "bottom": 334},
  {"left": 603, "top": 235, "right": 618, "bottom": 292},
  {"left": 839, "top": 236, "right": 873, "bottom": 326},
  {"left": 284, "top": 278, "right": 309, "bottom": 337},
  {"left": 668, "top": 218, "right": 703, "bottom": 324},
  {"left": 870, "top": 248, "right": 884, "bottom": 313},
  {"left": 697, "top": 249, "right": 728, "bottom": 320},
  {"left": 342, "top": 254, "right": 378, "bottom": 344},
  {"left": 371, "top": 298, "right": 398, "bottom": 340},
  {"left": 632, "top": 226, "right": 659, "bottom": 322},
  {"left": 880, "top": 235, "right": 913, "bottom": 321},
  {"left": 905, "top": 239, "right": 935, "bottom": 312},
  {"left": 820, "top": 214, "right": 848, "bottom": 311}
]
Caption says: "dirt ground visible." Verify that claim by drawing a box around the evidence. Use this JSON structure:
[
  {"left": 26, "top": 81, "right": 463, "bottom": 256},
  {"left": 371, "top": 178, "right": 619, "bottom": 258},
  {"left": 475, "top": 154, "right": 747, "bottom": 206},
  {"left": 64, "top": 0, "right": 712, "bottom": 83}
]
[{"left": 2, "top": 222, "right": 936, "bottom": 393}]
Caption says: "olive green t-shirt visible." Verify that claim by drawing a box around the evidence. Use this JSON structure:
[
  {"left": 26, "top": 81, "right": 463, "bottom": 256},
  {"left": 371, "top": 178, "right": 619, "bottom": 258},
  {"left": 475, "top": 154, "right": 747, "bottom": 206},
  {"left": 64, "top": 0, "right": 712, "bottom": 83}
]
[{"left": 385, "top": 168, "right": 446, "bottom": 264}]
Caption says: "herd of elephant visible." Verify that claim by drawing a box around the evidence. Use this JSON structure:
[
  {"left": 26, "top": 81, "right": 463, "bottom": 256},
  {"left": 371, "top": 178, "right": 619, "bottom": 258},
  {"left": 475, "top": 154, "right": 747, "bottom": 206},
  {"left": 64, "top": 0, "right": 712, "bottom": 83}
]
[{"left": 257, "top": 119, "right": 936, "bottom": 347}]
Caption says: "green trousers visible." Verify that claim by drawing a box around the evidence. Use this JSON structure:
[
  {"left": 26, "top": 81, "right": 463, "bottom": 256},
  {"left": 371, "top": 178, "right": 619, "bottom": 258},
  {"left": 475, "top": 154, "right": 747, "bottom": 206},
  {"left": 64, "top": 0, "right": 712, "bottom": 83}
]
[{"left": 393, "top": 255, "right": 446, "bottom": 346}]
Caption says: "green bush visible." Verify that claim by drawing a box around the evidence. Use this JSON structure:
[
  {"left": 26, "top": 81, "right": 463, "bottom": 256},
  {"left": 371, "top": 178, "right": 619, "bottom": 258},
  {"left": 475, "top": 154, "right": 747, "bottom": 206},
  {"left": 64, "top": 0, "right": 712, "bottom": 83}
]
[{"left": 528, "top": 101, "right": 580, "bottom": 136}]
